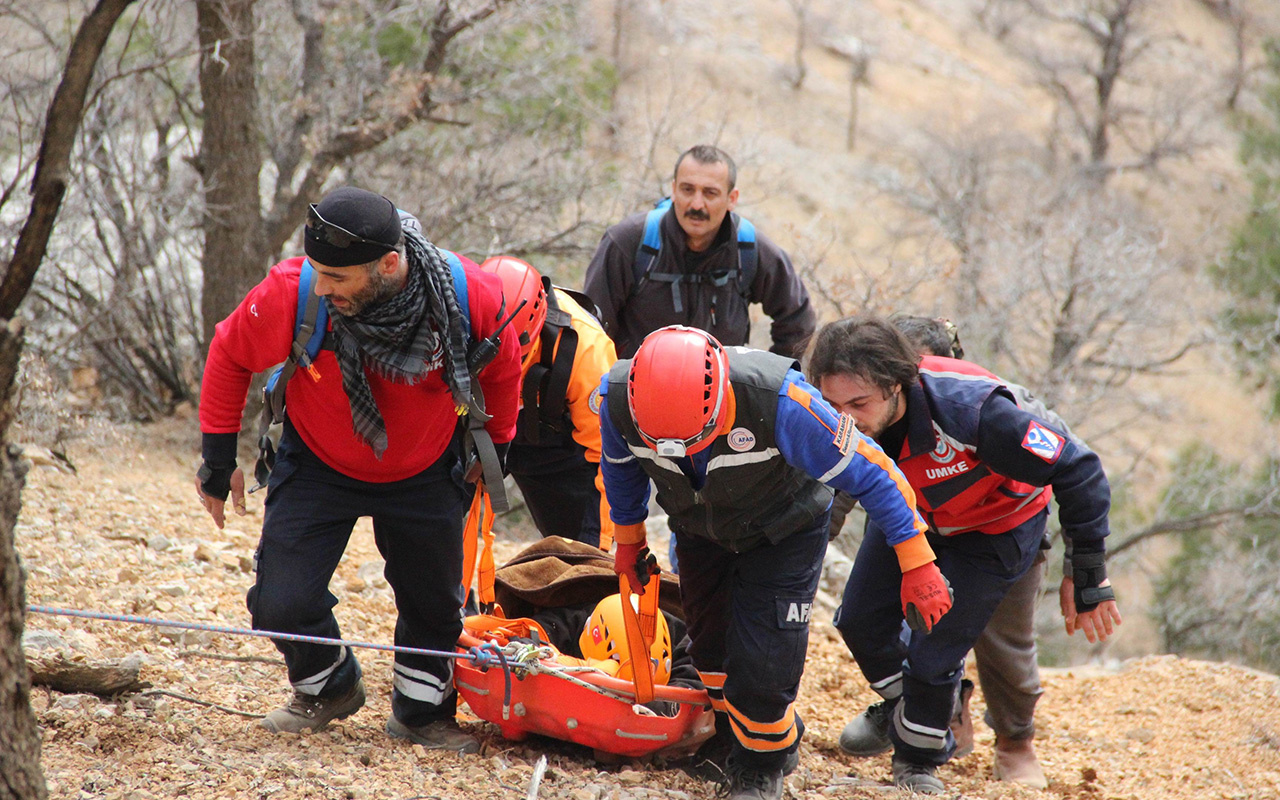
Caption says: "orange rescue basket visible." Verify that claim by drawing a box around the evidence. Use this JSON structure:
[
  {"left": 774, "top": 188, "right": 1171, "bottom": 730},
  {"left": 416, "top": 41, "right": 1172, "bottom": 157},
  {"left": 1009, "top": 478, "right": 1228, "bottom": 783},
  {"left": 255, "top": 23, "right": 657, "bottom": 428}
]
[{"left": 455, "top": 488, "right": 715, "bottom": 758}]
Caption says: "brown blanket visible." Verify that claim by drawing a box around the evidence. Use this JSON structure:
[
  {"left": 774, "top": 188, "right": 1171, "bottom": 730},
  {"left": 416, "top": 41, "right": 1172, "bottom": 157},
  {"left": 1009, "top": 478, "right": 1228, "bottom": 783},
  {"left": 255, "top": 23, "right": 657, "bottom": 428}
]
[{"left": 493, "top": 537, "right": 683, "bottom": 619}]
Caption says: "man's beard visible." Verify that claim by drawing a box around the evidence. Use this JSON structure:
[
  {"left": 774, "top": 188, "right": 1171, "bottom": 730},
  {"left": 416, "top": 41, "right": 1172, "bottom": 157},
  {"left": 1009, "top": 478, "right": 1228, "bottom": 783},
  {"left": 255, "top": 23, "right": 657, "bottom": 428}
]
[{"left": 335, "top": 268, "right": 400, "bottom": 317}]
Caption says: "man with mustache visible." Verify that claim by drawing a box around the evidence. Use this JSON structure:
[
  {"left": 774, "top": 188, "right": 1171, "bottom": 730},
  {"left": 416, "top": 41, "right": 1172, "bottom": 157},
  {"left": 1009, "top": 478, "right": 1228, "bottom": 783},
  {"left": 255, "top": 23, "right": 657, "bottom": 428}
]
[{"left": 584, "top": 145, "right": 815, "bottom": 361}]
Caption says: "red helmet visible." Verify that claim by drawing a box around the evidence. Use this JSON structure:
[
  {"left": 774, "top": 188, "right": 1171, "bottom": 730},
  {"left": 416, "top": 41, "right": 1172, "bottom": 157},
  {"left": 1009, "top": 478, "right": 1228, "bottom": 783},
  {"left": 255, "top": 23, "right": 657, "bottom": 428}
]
[
  {"left": 479, "top": 256, "right": 547, "bottom": 357},
  {"left": 628, "top": 326, "right": 730, "bottom": 457}
]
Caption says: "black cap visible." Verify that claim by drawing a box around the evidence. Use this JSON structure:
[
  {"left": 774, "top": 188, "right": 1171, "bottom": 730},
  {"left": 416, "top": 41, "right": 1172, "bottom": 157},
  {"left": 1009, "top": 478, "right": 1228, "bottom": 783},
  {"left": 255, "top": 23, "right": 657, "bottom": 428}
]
[{"left": 304, "top": 187, "right": 402, "bottom": 267}]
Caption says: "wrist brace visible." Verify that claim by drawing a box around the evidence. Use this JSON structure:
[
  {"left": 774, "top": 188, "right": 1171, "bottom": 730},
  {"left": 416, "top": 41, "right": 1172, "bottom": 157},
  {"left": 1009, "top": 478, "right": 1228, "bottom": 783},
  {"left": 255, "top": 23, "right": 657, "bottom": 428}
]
[{"left": 1070, "top": 543, "right": 1115, "bottom": 612}]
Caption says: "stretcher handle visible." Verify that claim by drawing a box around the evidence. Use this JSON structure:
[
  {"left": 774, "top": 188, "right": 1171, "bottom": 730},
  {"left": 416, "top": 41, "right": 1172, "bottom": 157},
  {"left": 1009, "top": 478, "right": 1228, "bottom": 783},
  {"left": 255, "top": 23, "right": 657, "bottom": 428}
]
[{"left": 618, "top": 575, "right": 657, "bottom": 704}]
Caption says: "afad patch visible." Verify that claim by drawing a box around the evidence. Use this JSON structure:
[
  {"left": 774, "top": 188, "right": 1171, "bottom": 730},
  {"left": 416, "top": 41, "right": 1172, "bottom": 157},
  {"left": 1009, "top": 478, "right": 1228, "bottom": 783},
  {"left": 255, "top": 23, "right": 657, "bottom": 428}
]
[
  {"left": 833, "top": 413, "right": 858, "bottom": 456},
  {"left": 1022, "top": 421, "right": 1065, "bottom": 463},
  {"left": 588, "top": 387, "right": 602, "bottom": 415}
]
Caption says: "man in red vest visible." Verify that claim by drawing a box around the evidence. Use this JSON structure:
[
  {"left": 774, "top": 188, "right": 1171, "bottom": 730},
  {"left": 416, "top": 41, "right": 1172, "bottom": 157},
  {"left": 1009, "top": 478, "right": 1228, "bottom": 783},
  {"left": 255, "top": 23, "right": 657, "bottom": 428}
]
[{"left": 807, "top": 314, "right": 1122, "bottom": 795}]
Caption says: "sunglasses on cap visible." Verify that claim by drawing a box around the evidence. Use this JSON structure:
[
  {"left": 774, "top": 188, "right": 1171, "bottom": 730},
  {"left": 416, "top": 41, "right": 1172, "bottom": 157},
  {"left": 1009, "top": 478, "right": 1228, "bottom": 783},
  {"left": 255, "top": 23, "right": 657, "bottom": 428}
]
[
  {"left": 306, "top": 204, "right": 384, "bottom": 249},
  {"left": 940, "top": 318, "right": 965, "bottom": 360}
]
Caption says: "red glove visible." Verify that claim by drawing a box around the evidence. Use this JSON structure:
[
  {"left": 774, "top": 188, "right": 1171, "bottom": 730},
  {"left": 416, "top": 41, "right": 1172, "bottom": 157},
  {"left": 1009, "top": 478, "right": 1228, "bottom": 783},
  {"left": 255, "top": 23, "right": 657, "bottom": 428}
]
[
  {"left": 615, "top": 541, "right": 659, "bottom": 594},
  {"left": 901, "top": 562, "right": 953, "bottom": 633}
]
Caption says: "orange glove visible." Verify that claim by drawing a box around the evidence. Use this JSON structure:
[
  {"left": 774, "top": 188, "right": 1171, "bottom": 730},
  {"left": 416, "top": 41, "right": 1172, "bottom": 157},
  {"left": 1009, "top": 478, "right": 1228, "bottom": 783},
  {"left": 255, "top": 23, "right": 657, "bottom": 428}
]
[
  {"left": 901, "top": 562, "right": 953, "bottom": 633},
  {"left": 615, "top": 541, "right": 658, "bottom": 594}
]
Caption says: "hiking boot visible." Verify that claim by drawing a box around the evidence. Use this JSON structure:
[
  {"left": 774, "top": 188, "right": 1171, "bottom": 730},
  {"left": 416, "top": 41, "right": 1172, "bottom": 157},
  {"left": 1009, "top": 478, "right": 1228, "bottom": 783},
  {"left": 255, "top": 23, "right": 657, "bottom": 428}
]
[
  {"left": 950, "top": 678, "right": 975, "bottom": 758},
  {"left": 724, "top": 763, "right": 783, "bottom": 800},
  {"left": 260, "top": 679, "right": 365, "bottom": 734},
  {"left": 838, "top": 700, "right": 893, "bottom": 756},
  {"left": 891, "top": 755, "right": 945, "bottom": 795},
  {"left": 386, "top": 716, "right": 480, "bottom": 754},
  {"left": 994, "top": 736, "right": 1048, "bottom": 789}
]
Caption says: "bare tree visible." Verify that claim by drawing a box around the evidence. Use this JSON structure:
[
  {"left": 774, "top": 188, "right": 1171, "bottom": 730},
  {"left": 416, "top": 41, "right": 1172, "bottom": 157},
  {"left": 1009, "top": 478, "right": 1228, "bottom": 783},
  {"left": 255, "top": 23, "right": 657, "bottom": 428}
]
[
  {"left": 785, "top": 0, "right": 810, "bottom": 90},
  {"left": 0, "top": 3, "right": 138, "bottom": 797},
  {"left": 871, "top": 127, "right": 1205, "bottom": 453},
  {"left": 823, "top": 36, "right": 871, "bottom": 151},
  {"left": 999, "top": 0, "right": 1212, "bottom": 182},
  {"left": 1, "top": 0, "right": 608, "bottom": 419}
]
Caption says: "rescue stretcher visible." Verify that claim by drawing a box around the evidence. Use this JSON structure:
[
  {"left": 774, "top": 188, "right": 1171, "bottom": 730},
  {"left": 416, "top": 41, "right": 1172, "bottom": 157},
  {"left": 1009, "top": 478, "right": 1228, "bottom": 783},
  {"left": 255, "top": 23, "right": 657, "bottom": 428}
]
[{"left": 453, "top": 489, "right": 716, "bottom": 759}]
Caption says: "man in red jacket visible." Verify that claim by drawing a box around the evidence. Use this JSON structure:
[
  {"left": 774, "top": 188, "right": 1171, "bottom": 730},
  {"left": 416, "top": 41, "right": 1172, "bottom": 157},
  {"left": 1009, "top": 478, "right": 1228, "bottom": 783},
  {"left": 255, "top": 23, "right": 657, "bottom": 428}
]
[{"left": 194, "top": 187, "right": 520, "bottom": 752}]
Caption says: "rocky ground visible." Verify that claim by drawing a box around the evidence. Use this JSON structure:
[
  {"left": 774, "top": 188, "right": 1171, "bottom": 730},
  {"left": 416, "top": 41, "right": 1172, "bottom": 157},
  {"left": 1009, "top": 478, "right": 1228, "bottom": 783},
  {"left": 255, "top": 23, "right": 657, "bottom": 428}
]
[{"left": 14, "top": 417, "right": 1280, "bottom": 800}]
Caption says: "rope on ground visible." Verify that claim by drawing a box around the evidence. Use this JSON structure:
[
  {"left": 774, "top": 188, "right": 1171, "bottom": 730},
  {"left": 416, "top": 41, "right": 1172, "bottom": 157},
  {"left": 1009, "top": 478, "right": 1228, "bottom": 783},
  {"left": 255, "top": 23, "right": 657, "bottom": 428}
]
[
  {"left": 140, "top": 689, "right": 263, "bottom": 720},
  {"left": 28, "top": 604, "right": 515, "bottom": 717},
  {"left": 177, "top": 650, "right": 284, "bottom": 665}
]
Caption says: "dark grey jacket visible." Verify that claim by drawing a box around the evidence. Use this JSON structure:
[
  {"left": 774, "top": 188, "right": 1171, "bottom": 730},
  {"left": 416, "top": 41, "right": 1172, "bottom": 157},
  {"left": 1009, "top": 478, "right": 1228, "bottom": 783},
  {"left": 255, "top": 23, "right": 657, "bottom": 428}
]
[
  {"left": 605, "top": 349, "right": 832, "bottom": 552},
  {"left": 584, "top": 206, "right": 816, "bottom": 359}
]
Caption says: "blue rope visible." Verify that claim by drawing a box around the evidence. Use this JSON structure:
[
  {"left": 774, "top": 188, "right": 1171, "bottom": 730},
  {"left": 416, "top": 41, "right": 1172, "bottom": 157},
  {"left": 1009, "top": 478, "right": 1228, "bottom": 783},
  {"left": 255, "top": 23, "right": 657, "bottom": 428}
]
[{"left": 26, "top": 604, "right": 514, "bottom": 708}]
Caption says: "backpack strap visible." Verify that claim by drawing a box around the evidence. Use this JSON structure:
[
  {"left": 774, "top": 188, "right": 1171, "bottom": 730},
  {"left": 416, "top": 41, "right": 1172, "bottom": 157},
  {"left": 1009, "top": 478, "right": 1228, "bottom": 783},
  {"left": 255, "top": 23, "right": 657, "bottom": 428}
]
[
  {"left": 444, "top": 249, "right": 471, "bottom": 342},
  {"left": 517, "top": 282, "right": 577, "bottom": 446},
  {"left": 251, "top": 259, "right": 328, "bottom": 491},
  {"left": 734, "top": 214, "right": 757, "bottom": 298},
  {"left": 629, "top": 201, "right": 759, "bottom": 314},
  {"left": 447, "top": 248, "right": 511, "bottom": 513}
]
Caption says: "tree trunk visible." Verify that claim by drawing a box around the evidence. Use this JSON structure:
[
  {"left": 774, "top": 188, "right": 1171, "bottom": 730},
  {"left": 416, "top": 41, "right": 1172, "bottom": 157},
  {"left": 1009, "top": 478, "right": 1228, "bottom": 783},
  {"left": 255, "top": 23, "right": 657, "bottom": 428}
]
[
  {"left": 0, "top": 321, "right": 41, "bottom": 800},
  {"left": 196, "top": 0, "right": 267, "bottom": 352},
  {"left": 1, "top": 0, "right": 137, "bottom": 795}
]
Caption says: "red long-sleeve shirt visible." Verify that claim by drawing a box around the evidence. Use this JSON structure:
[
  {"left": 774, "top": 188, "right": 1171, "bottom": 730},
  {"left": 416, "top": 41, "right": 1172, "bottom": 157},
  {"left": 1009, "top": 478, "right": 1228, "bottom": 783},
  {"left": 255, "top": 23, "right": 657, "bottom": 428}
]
[{"left": 199, "top": 255, "right": 521, "bottom": 482}]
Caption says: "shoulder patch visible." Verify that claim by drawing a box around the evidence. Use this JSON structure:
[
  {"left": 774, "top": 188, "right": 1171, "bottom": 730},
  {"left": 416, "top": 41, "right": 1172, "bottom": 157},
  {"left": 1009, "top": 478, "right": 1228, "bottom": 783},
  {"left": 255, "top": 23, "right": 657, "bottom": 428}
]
[
  {"left": 588, "top": 386, "right": 602, "bottom": 415},
  {"left": 834, "top": 413, "right": 858, "bottom": 456},
  {"left": 1022, "top": 421, "right": 1065, "bottom": 463}
]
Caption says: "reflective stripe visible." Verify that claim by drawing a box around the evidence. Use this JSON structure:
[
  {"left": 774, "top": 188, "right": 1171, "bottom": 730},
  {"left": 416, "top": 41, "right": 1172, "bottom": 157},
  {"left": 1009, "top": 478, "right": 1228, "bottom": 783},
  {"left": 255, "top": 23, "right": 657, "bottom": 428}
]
[
  {"left": 870, "top": 671, "right": 903, "bottom": 700},
  {"left": 918, "top": 366, "right": 1001, "bottom": 385},
  {"left": 627, "top": 444, "right": 681, "bottom": 473},
  {"left": 727, "top": 714, "right": 799, "bottom": 752},
  {"left": 393, "top": 661, "right": 453, "bottom": 704},
  {"left": 292, "top": 647, "right": 348, "bottom": 696},
  {"left": 892, "top": 702, "right": 948, "bottom": 750},
  {"left": 726, "top": 699, "right": 796, "bottom": 736},
  {"left": 707, "top": 449, "right": 779, "bottom": 471},
  {"left": 817, "top": 451, "right": 854, "bottom": 484},
  {"left": 604, "top": 451, "right": 636, "bottom": 465},
  {"left": 697, "top": 670, "right": 727, "bottom": 690}
]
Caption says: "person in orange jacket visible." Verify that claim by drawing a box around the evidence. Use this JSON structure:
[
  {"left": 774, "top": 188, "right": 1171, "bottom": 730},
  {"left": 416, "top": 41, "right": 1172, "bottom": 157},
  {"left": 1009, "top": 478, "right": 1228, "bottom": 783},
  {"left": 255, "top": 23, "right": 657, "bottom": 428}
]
[{"left": 480, "top": 256, "right": 618, "bottom": 549}]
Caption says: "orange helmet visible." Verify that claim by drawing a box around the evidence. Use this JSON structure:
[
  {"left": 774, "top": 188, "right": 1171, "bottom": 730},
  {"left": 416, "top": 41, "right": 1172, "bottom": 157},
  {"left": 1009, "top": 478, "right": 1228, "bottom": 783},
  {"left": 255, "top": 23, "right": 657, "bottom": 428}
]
[
  {"left": 579, "top": 593, "right": 672, "bottom": 685},
  {"left": 479, "top": 256, "right": 547, "bottom": 357},
  {"left": 628, "top": 326, "right": 730, "bottom": 457}
]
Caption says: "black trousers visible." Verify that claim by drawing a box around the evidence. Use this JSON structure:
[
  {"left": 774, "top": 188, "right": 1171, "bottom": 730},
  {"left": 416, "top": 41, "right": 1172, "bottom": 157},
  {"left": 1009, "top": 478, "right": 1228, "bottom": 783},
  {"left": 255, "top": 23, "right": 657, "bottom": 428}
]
[
  {"left": 675, "top": 513, "right": 830, "bottom": 771},
  {"left": 248, "top": 423, "right": 468, "bottom": 726},
  {"left": 835, "top": 510, "right": 1046, "bottom": 766},
  {"left": 507, "top": 441, "right": 602, "bottom": 546}
]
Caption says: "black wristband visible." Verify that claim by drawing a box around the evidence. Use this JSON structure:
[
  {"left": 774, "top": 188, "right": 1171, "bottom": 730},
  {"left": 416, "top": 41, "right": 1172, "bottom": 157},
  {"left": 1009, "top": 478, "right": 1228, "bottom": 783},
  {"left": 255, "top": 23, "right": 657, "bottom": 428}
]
[
  {"left": 196, "top": 462, "right": 234, "bottom": 501},
  {"left": 202, "top": 432, "right": 239, "bottom": 468},
  {"left": 1071, "top": 548, "right": 1111, "bottom": 612}
]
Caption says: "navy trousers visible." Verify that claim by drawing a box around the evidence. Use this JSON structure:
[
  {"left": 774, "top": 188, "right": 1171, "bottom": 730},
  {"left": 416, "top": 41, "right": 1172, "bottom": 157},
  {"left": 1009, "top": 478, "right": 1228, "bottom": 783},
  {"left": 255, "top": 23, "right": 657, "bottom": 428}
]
[
  {"left": 676, "top": 513, "right": 830, "bottom": 771},
  {"left": 248, "top": 423, "right": 468, "bottom": 726},
  {"left": 834, "top": 510, "right": 1046, "bottom": 766}
]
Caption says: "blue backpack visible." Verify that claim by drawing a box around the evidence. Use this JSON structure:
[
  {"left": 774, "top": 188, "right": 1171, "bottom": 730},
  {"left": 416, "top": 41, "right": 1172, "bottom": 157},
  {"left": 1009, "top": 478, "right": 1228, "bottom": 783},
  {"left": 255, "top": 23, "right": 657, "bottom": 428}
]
[{"left": 630, "top": 197, "right": 759, "bottom": 314}]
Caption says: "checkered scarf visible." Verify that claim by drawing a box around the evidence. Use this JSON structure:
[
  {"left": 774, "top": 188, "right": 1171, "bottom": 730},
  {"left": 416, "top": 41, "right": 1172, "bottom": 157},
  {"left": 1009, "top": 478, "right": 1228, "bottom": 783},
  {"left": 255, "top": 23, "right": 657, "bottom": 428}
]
[{"left": 327, "top": 233, "right": 471, "bottom": 458}]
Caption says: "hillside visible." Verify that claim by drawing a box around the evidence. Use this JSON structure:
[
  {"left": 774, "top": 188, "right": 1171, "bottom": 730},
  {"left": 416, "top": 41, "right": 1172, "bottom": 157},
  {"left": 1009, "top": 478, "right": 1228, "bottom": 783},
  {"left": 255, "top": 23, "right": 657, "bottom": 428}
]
[{"left": 15, "top": 418, "right": 1280, "bottom": 800}]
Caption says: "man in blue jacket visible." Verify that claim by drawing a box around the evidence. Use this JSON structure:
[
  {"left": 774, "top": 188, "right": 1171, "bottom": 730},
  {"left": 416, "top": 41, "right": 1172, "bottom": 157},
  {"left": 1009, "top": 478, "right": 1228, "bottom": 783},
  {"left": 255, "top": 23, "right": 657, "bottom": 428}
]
[
  {"left": 599, "top": 325, "right": 953, "bottom": 800},
  {"left": 808, "top": 314, "right": 1122, "bottom": 794}
]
